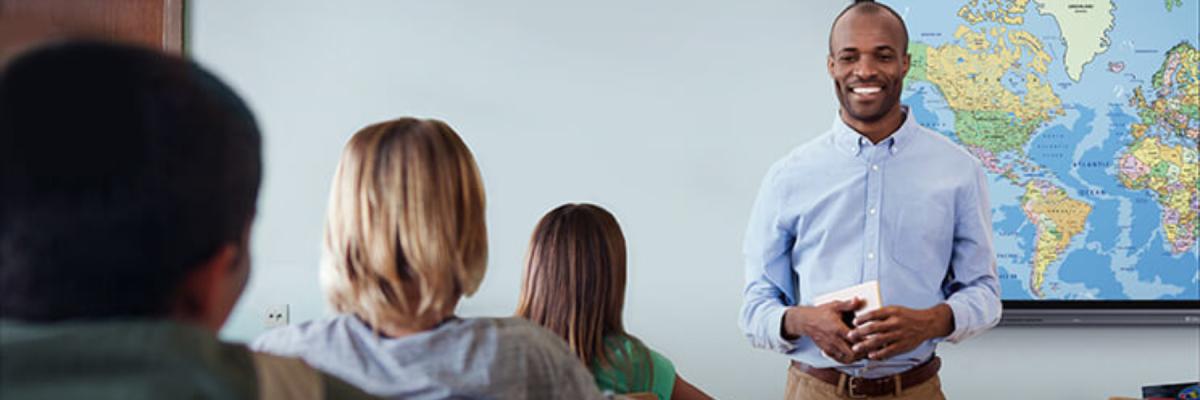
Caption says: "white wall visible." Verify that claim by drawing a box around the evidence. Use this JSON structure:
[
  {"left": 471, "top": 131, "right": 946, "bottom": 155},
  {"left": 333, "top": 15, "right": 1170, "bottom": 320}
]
[{"left": 189, "top": 1, "right": 1199, "bottom": 399}]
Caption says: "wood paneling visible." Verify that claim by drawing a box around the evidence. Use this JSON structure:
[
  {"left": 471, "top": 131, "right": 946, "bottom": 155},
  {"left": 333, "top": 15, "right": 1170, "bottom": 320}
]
[{"left": 0, "top": 0, "right": 183, "bottom": 61}]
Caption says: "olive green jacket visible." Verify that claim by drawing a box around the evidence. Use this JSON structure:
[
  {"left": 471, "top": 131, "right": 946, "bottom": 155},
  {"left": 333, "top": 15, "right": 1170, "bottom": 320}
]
[{"left": 0, "top": 319, "right": 378, "bottom": 400}]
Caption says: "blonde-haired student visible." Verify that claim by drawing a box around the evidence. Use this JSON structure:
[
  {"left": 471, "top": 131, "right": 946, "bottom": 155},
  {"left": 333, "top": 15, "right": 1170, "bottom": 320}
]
[
  {"left": 253, "top": 118, "right": 603, "bottom": 400},
  {"left": 516, "top": 203, "right": 713, "bottom": 400}
]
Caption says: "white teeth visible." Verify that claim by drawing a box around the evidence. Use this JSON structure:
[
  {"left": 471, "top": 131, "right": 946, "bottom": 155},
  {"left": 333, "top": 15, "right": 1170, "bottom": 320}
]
[{"left": 853, "top": 87, "right": 882, "bottom": 94}]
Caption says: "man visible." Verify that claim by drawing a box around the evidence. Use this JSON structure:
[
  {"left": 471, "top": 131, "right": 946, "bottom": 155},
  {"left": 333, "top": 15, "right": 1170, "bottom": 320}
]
[
  {"left": 739, "top": 1, "right": 1002, "bottom": 398},
  {"left": 0, "top": 41, "right": 376, "bottom": 399}
]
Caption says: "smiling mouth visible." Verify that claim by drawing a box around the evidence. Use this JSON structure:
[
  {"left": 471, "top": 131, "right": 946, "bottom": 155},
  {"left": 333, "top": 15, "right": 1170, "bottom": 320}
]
[{"left": 851, "top": 87, "right": 882, "bottom": 95}]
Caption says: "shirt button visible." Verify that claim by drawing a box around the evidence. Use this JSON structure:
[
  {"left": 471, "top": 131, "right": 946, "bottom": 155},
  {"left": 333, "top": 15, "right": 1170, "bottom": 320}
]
[
  {"left": 869, "top": 208, "right": 877, "bottom": 215},
  {"left": 867, "top": 253, "right": 875, "bottom": 259},
  {"left": 872, "top": 165, "right": 880, "bottom": 171}
]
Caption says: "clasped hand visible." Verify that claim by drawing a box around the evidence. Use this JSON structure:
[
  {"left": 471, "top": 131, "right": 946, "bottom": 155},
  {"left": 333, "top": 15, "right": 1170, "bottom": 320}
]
[{"left": 783, "top": 300, "right": 949, "bottom": 364}]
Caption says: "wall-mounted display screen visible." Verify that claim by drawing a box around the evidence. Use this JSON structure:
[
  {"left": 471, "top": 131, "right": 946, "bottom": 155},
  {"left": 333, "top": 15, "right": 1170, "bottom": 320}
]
[{"left": 894, "top": 0, "right": 1198, "bottom": 323}]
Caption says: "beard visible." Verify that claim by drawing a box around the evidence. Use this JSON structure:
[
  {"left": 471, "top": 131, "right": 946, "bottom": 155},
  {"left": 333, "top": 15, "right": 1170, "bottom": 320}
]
[{"left": 834, "top": 76, "right": 903, "bottom": 123}]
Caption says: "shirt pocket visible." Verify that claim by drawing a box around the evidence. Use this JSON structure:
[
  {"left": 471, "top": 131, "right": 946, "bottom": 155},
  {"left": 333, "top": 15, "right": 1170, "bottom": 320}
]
[{"left": 890, "top": 200, "right": 954, "bottom": 271}]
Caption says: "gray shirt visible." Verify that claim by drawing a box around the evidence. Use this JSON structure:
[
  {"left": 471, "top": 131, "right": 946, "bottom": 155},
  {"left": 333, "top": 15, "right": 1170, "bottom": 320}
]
[{"left": 252, "top": 315, "right": 605, "bottom": 400}]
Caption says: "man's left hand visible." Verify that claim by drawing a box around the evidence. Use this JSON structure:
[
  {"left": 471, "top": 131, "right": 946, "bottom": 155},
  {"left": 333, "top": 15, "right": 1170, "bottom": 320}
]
[{"left": 845, "top": 304, "right": 953, "bottom": 361}]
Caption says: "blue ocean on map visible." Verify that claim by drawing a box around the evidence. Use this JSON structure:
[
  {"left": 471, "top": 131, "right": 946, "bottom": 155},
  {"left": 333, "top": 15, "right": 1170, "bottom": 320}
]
[{"left": 895, "top": 0, "right": 1199, "bottom": 301}]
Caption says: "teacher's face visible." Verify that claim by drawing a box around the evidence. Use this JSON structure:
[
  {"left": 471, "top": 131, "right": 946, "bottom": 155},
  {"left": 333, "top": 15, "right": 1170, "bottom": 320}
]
[{"left": 827, "top": 10, "right": 910, "bottom": 124}]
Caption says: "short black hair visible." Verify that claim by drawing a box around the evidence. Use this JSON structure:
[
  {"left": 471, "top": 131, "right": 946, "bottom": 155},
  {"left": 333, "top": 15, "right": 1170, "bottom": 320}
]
[
  {"left": 828, "top": 0, "right": 910, "bottom": 54},
  {"left": 0, "top": 41, "right": 262, "bottom": 321}
]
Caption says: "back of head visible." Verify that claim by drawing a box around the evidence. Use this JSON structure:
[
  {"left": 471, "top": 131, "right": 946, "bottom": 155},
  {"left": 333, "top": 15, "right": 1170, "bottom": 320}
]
[
  {"left": 321, "top": 117, "right": 487, "bottom": 332},
  {"left": 0, "top": 41, "right": 262, "bottom": 321},
  {"left": 516, "top": 203, "right": 629, "bottom": 366}
]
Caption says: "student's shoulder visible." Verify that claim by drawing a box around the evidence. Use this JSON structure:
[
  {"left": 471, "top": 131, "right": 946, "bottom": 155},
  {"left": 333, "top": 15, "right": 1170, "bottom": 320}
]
[
  {"left": 619, "top": 336, "right": 676, "bottom": 374},
  {"left": 644, "top": 343, "right": 675, "bottom": 371},
  {"left": 641, "top": 344, "right": 678, "bottom": 400},
  {"left": 460, "top": 317, "right": 605, "bottom": 399},
  {"left": 462, "top": 317, "right": 566, "bottom": 349},
  {"left": 249, "top": 351, "right": 380, "bottom": 400},
  {"left": 461, "top": 317, "right": 580, "bottom": 365},
  {"left": 250, "top": 314, "right": 360, "bottom": 357}
]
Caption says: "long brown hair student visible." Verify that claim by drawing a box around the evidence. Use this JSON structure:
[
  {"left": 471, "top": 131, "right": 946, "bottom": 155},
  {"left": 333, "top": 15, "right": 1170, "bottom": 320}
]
[{"left": 516, "top": 204, "right": 712, "bottom": 400}]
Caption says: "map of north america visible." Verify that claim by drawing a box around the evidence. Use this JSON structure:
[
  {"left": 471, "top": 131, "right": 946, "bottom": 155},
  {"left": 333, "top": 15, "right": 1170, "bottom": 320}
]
[{"left": 892, "top": 0, "right": 1199, "bottom": 300}]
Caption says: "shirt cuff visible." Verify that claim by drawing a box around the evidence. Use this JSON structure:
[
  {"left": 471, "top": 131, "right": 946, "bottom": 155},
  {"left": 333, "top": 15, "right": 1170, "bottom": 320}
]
[
  {"left": 942, "top": 299, "right": 970, "bottom": 343},
  {"left": 768, "top": 305, "right": 800, "bottom": 352}
]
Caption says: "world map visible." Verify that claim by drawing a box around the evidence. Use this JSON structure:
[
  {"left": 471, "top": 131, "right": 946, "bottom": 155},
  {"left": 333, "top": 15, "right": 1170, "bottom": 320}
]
[{"left": 891, "top": 0, "right": 1199, "bottom": 300}]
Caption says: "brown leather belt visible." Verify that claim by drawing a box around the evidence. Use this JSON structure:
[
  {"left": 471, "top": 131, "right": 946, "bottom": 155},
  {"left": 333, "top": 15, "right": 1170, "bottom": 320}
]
[{"left": 790, "top": 356, "right": 941, "bottom": 398}]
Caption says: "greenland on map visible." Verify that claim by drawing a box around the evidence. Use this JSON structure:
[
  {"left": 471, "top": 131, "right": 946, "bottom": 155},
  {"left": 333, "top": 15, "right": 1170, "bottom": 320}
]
[{"left": 890, "top": 0, "right": 1199, "bottom": 300}]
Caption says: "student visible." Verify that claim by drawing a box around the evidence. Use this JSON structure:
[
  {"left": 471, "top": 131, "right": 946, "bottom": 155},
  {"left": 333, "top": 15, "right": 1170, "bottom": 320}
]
[
  {"left": 516, "top": 203, "right": 713, "bottom": 400},
  {"left": 0, "top": 41, "right": 375, "bottom": 400},
  {"left": 252, "top": 118, "right": 604, "bottom": 400}
]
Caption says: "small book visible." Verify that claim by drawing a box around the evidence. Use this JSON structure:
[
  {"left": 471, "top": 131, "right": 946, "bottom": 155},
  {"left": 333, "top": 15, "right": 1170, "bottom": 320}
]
[{"left": 814, "top": 280, "right": 883, "bottom": 328}]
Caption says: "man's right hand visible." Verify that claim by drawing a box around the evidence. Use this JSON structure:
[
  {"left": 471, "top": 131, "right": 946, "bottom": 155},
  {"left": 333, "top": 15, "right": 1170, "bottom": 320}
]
[{"left": 781, "top": 298, "right": 865, "bottom": 364}]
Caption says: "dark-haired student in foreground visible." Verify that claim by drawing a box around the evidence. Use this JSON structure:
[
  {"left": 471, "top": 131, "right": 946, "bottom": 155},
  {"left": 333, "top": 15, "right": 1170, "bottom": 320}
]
[
  {"left": 739, "top": 1, "right": 1002, "bottom": 399},
  {"left": 0, "top": 41, "right": 376, "bottom": 400}
]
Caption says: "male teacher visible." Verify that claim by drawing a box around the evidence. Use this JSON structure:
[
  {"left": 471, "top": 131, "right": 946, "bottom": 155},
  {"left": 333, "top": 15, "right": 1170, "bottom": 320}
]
[{"left": 739, "top": 1, "right": 1001, "bottom": 398}]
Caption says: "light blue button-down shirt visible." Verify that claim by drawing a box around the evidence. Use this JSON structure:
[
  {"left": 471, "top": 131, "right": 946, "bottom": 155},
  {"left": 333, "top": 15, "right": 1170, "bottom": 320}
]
[{"left": 739, "top": 108, "right": 1001, "bottom": 378}]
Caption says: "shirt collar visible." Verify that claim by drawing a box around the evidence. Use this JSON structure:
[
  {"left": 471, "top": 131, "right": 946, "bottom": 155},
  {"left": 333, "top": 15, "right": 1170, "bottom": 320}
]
[{"left": 831, "top": 105, "right": 915, "bottom": 157}]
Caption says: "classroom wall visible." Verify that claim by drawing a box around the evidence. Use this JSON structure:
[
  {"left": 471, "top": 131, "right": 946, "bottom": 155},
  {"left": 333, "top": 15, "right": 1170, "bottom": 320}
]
[{"left": 188, "top": 1, "right": 1200, "bottom": 399}]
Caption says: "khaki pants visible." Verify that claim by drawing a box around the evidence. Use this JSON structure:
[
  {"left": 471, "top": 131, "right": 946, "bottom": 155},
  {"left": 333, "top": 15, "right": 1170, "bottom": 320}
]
[{"left": 785, "top": 363, "right": 946, "bottom": 400}]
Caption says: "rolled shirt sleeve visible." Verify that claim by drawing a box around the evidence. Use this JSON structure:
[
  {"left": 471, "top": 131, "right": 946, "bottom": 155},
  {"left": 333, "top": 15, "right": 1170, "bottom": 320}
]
[
  {"left": 739, "top": 160, "right": 802, "bottom": 353},
  {"left": 942, "top": 163, "right": 1003, "bottom": 343}
]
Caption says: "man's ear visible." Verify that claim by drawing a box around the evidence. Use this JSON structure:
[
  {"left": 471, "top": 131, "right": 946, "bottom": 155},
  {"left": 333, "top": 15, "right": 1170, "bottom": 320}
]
[
  {"left": 172, "top": 243, "right": 239, "bottom": 332},
  {"left": 827, "top": 54, "right": 836, "bottom": 77},
  {"left": 901, "top": 51, "right": 911, "bottom": 78}
]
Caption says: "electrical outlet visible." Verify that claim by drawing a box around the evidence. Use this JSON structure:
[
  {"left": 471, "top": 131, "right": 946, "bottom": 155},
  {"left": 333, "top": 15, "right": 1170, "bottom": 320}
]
[{"left": 264, "top": 304, "right": 289, "bottom": 329}]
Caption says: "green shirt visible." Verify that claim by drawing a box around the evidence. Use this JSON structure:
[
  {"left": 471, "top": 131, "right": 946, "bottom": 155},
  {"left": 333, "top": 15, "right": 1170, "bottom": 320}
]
[
  {"left": 591, "top": 335, "right": 676, "bottom": 400},
  {"left": 0, "top": 319, "right": 376, "bottom": 400}
]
